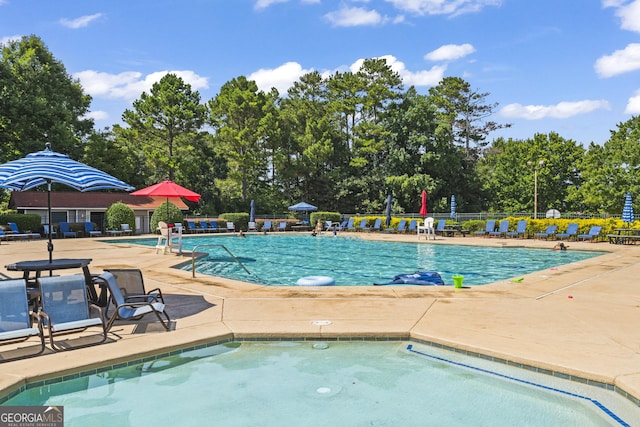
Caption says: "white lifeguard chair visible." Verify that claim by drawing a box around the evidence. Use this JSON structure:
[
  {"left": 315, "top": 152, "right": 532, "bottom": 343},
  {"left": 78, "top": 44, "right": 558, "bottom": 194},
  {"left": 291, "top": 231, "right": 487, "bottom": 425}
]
[
  {"left": 417, "top": 217, "right": 435, "bottom": 240},
  {"left": 155, "top": 221, "right": 183, "bottom": 254}
]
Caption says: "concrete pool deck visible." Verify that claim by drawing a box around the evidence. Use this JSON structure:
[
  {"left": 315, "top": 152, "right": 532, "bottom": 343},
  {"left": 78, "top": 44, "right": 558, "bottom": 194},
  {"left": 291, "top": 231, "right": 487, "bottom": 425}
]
[{"left": 0, "top": 232, "right": 639, "bottom": 409}]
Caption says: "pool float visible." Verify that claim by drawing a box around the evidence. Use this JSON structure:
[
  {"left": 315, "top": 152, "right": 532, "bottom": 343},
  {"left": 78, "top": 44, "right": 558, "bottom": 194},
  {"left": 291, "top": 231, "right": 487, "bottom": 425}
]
[
  {"left": 374, "top": 271, "right": 445, "bottom": 286},
  {"left": 296, "top": 276, "right": 335, "bottom": 286}
]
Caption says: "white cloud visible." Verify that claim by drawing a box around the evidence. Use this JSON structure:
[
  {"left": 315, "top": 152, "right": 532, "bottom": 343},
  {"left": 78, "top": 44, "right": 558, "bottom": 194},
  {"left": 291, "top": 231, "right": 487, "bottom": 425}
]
[
  {"left": 350, "top": 54, "right": 446, "bottom": 86},
  {"left": 625, "top": 89, "right": 640, "bottom": 114},
  {"left": 249, "top": 62, "right": 313, "bottom": 93},
  {"left": 60, "top": 13, "right": 103, "bottom": 29},
  {"left": 0, "top": 35, "right": 22, "bottom": 45},
  {"left": 73, "top": 70, "right": 208, "bottom": 100},
  {"left": 385, "top": 0, "right": 502, "bottom": 16},
  {"left": 425, "top": 43, "right": 475, "bottom": 61},
  {"left": 594, "top": 43, "right": 640, "bottom": 77},
  {"left": 500, "top": 100, "right": 610, "bottom": 120},
  {"left": 254, "top": 0, "right": 289, "bottom": 10},
  {"left": 610, "top": 0, "right": 640, "bottom": 33},
  {"left": 84, "top": 110, "right": 109, "bottom": 121},
  {"left": 324, "top": 7, "right": 384, "bottom": 27}
]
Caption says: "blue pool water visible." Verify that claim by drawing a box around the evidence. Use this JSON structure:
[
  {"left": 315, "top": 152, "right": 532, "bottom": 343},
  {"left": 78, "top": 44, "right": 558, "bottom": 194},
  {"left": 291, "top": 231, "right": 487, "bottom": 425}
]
[
  {"left": 3, "top": 341, "right": 634, "bottom": 426},
  {"left": 111, "top": 234, "right": 604, "bottom": 286}
]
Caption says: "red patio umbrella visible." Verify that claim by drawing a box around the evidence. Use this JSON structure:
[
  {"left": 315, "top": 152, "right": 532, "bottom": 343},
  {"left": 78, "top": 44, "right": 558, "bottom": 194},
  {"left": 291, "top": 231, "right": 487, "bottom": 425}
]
[
  {"left": 131, "top": 180, "right": 201, "bottom": 223},
  {"left": 419, "top": 190, "right": 427, "bottom": 217}
]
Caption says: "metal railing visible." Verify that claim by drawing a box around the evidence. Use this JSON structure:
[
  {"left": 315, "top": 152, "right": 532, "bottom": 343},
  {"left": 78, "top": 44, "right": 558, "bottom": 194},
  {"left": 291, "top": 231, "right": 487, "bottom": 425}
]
[{"left": 191, "top": 244, "right": 253, "bottom": 278}]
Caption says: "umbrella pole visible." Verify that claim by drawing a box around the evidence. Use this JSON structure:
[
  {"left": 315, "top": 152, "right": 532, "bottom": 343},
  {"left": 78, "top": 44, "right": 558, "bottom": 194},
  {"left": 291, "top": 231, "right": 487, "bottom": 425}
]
[{"left": 47, "top": 181, "right": 53, "bottom": 272}]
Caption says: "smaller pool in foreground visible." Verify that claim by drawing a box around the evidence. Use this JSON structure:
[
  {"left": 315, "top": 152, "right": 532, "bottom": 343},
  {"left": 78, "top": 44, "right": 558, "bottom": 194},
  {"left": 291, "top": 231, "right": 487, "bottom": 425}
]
[
  {"left": 109, "top": 234, "right": 604, "bottom": 286},
  {"left": 3, "top": 341, "right": 636, "bottom": 426}
]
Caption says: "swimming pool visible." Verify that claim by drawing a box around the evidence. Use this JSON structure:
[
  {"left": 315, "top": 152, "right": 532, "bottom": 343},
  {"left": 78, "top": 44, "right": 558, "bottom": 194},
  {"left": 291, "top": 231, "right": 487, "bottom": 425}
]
[
  {"left": 3, "top": 341, "right": 635, "bottom": 426},
  {"left": 112, "top": 234, "right": 604, "bottom": 286}
]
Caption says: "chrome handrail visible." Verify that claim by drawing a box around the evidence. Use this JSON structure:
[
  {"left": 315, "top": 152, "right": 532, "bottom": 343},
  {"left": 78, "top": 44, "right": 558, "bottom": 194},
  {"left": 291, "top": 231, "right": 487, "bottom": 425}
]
[{"left": 191, "top": 244, "right": 253, "bottom": 278}]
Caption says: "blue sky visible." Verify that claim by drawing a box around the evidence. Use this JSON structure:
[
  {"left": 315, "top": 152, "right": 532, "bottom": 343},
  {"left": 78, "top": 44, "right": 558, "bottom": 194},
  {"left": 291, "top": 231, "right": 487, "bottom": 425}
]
[{"left": 1, "top": 0, "right": 639, "bottom": 146}]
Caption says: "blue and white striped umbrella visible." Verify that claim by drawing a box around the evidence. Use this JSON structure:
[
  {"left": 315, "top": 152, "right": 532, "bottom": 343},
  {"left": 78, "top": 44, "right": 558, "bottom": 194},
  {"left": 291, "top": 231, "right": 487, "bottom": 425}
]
[
  {"left": 0, "top": 143, "right": 134, "bottom": 192},
  {"left": 622, "top": 192, "right": 635, "bottom": 224},
  {"left": 0, "top": 143, "right": 134, "bottom": 261},
  {"left": 450, "top": 195, "right": 457, "bottom": 219}
]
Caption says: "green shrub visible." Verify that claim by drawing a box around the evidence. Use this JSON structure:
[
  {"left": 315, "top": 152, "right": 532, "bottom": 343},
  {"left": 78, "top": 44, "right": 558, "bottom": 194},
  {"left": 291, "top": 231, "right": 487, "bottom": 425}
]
[
  {"left": 0, "top": 213, "right": 42, "bottom": 233},
  {"left": 105, "top": 202, "right": 136, "bottom": 233},
  {"left": 220, "top": 212, "right": 250, "bottom": 231},
  {"left": 149, "top": 202, "right": 183, "bottom": 233}
]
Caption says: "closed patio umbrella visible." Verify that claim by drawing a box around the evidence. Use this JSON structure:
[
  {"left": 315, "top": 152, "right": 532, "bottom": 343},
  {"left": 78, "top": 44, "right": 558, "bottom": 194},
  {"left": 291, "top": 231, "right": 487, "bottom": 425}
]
[
  {"left": 385, "top": 194, "right": 392, "bottom": 227},
  {"left": 249, "top": 199, "right": 256, "bottom": 223},
  {"left": 622, "top": 192, "right": 635, "bottom": 225},
  {"left": 0, "top": 143, "right": 134, "bottom": 262},
  {"left": 450, "top": 195, "right": 457, "bottom": 220},
  {"left": 419, "top": 190, "right": 427, "bottom": 218}
]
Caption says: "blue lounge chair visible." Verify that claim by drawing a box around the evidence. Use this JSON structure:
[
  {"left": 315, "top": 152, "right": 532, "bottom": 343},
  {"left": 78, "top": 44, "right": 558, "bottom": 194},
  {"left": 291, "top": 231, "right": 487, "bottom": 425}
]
[
  {"left": 434, "top": 219, "right": 447, "bottom": 237},
  {"left": 58, "top": 221, "right": 77, "bottom": 238},
  {"left": 369, "top": 218, "right": 382, "bottom": 232},
  {"left": 277, "top": 222, "right": 287, "bottom": 232},
  {"left": 186, "top": 220, "right": 204, "bottom": 233},
  {"left": 38, "top": 275, "right": 107, "bottom": 351},
  {"left": 577, "top": 225, "right": 601, "bottom": 242},
  {"left": 95, "top": 272, "right": 171, "bottom": 332},
  {"left": 506, "top": 220, "right": 528, "bottom": 238},
  {"left": 556, "top": 223, "right": 579, "bottom": 241},
  {"left": 489, "top": 220, "right": 510, "bottom": 238},
  {"left": 358, "top": 219, "right": 369, "bottom": 231},
  {"left": 391, "top": 219, "right": 407, "bottom": 233},
  {"left": 209, "top": 221, "right": 227, "bottom": 232},
  {"left": 407, "top": 220, "right": 417, "bottom": 233},
  {"left": 262, "top": 221, "right": 272, "bottom": 232},
  {"left": 336, "top": 220, "right": 349, "bottom": 231},
  {"left": 345, "top": 218, "right": 356, "bottom": 231},
  {"left": 534, "top": 225, "right": 558, "bottom": 240},
  {"left": 474, "top": 220, "right": 496, "bottom": 237},
  {"left": 7, "top": 222, "right": 41, "bottom": 239},
  {"left": 0, "top": 279, "right": 45, "bottom": 360},
  {"left": 84, "top": 222, "right": 102, "bottom": 237}
]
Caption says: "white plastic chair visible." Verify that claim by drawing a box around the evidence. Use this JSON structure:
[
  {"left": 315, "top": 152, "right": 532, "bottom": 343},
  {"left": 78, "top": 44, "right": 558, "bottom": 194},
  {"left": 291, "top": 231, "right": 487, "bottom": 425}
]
[{"left": 417, "top": 217, "right": 434, "bottom": 240}]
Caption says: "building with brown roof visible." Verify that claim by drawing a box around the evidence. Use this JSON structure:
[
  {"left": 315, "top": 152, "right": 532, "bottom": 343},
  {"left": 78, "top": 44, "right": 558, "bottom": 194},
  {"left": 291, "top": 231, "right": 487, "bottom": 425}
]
[{"left": 9, "top": 192, "right": 189, "bottom": 234}]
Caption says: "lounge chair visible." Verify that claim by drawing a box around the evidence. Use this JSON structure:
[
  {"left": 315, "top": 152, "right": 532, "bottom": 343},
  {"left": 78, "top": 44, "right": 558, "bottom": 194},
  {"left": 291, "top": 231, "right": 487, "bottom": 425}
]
[
  {"left": 7, "top": 222, "right": 41, "bottom": 239},
  {"left": 58, "top": 221, "right": 77, "bottom": 238},
  {"left": 556, "top": 223, "right": 579, "bottom": 241},
  {"left": 434, "top": 219, "right": 447, "bottom": 237},
  {"left": 418, "top": 218, "right": 435, "bottom": 240},
  {"left": 358, "top": 219, "right": 369, "bottom": 231},
  {"left": 394, "top": 219, "right": 407, "bottom": 233},
  {"left": 277, "top": 222, "right": 287, "bottom": 232},
  {"left": 121, "top": 223, "right": 134, "bottom": 235},
  {"left": 368, "top": 218, "right": 382, "bottom": 232},
  {"left": 0, "top": 278, "right": 45, "bottom": 360},
  {"left": 506, "top": 220, "right": 528, "bottom": 238},
  {"left": 534, "top": 225, "right": 558, "bottom": 240},
  {"left": 345, "top": 218, "right": 356, "bottom": 231},
  {"left": 210, "top": 221, "right": 227, "bottom": 232},
  {"left": 38, "top": 275, "right": 107, "bottom": 351},
  {"left": 95, "top": 272, "right": 171, "bottom": 331},
  {"left": 262, "top": 221, "right": 272, "bottom": 232},
  {"left": 84, "top": 222, "right": 102, "bottom": 237},
  {"left": 186, "top": 220, "right": 204, "bottom": 233},
  {"left": 577, "top": 225, "right": 602, "bottom": 242},
  {"left": 489, "top": 220, "right": 510, "bottom": 238},
  {"left": 226, "top": 222, "right": 235, "bottom": 232},
  {"left": 248, "top": 221, "right": 257, "bottom": 232},
  {"left": 104, "top": 268, "right": 165, "bottom": 307},
  {"left": 473, "top": 220, "right": 496, "bottom": 237},
  {"left": 336, "top": 220, "right": 348, "bottom": 231},
  {"left": 407, "top": 220, "right": 418, "bottom": 233}
]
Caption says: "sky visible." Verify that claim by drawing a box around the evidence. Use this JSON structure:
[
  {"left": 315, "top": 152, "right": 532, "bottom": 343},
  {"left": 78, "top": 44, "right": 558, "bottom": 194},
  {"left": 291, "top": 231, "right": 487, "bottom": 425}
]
[{"left": 1, "top": 0, "right": 640, "bottom": 146}]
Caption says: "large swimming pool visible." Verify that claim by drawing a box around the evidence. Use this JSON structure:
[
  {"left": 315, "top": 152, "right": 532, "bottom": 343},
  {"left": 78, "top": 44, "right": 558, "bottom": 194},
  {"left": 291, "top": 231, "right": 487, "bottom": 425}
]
[
  {"left": 3, "top": 341, "right": 635, "bottom": 426},
  {"left": 112, "top": 234, "right": 603, "bottom": 286}
]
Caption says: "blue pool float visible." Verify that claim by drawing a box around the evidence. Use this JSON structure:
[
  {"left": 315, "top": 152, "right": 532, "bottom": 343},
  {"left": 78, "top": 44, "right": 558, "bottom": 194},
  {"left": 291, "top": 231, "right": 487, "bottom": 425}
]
[{"left": 374, "top": 271, "right": 445, "bottom": 286}]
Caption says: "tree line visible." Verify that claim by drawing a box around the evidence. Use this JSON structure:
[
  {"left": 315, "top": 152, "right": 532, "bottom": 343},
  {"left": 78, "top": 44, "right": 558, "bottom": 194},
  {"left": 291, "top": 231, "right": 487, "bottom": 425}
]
[{"left": 2, "top": 35, "right": 639, "bottom": 217}]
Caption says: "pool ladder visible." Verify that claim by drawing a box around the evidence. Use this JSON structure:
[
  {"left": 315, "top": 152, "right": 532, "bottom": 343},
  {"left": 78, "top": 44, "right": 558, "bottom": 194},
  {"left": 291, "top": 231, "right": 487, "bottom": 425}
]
[{"left": 191, "top": 244, "right": 255, "bottom": 279}]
